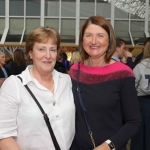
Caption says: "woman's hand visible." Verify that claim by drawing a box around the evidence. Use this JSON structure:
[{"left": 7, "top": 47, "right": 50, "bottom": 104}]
[{"left": 93, "top": 142, "right": 110, "bottom": 150}]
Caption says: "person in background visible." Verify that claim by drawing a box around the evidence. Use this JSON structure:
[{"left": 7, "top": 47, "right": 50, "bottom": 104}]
[
  {"left": 9, "top": 49, "right": 26, "bottom": 75},
  {"left": 112, "top": 38, "right": 135, "bottom": 69},
  {"left": 111, "top": 38, "right": 126, "bottom": 62},
  {"left": 61, "top": 52, "right": 70, "bottom": 71},
  {"left": 134, "top": 37, "right": 150, "bottom": 67},
  {"left": 130, "top": 37, "right": 150, "bottom": 150},
  {"left": 0, "top": 52, "right": 9, "bottom": 78},
  {"left": 5, "top": 53, "right": 13, "bottom": 73},
  {"left": 70, "top": 51, "right": 81, "bottom": 66},
  {"left": 54, "top": 52, "right": 67, "bottom": 73},
  {"left": 0, "top": 26, "right": 75, "bottom": 150},
  {"left": 69, "top": 16, "right": 141, "bottom": 150}
]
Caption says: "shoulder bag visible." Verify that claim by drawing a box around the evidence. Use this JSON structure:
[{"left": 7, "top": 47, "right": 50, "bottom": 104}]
[
  {"left": 76, "top": 62, "right": 96, "bottom": 148},
  {"left": 17, "top": 76, "right": 61, "bottom": 150}
]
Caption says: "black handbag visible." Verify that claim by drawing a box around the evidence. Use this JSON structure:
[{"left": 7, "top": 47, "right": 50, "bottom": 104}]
[{"left": 18, "top": 76, "right": 61, "bottom": 150}]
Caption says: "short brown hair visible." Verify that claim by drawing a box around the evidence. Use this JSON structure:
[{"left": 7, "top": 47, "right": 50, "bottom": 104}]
[
  {"left": 26, "top": 26, "right": 60, "bottom": 64},
  {"left": 116, "top": 38, "right": 126, "bottom": 48},
  {"left": 79, "top": 16, "right": 116, "bottom": 63}
]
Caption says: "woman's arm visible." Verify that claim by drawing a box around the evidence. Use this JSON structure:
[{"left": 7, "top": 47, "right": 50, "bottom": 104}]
[{"left": 0, "top": 137, "right": 21, "bottom": 150}]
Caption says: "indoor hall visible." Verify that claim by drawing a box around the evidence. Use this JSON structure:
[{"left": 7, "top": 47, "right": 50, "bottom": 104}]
[{"left": 0, "top": 0, "right": 150, "bottom": 150}]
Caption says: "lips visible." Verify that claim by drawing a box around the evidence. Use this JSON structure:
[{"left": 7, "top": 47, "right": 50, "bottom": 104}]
[
  {"left": 43, "top": 61, "right": 51, "bottom": 64},
  {"left": 90, "top": 46, "right": 100, "bottom": 50}
]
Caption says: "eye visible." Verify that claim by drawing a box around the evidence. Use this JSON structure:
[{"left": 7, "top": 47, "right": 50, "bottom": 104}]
[
  {"left": 38, "top": 48, "right": 46, "bottom": 51},
  {"left": 50, "top": 49, "right": 57, "bottom": 53},
  {"left": 98, "top": 34, "right": 104, "bottom": 38},
  {"left": 84, "top": 34, "right": 91, "bottom": 38}
]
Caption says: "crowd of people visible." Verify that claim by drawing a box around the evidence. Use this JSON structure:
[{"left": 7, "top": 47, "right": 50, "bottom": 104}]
[{"left": 0, "top": 15, "right": 149, "bottom": 150}]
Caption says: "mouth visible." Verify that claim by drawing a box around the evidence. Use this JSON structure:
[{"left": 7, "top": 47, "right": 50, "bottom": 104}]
[
  {"left": 90, "top": 46, "right": 100, "bottom": 49},
  {"left": 43, "top": 61, "right": 52, "bottom": 64}
]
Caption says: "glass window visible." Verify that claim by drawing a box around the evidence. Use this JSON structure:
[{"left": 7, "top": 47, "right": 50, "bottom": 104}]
[
  {"left": 61, "top": 0, "right": 76, "bottom": 17},
  {"left": 45, "top": 0, "right": 59, "bottom": 17},
  {"left": 25, "top": 18, "right": 40, "bottom": 34},
  {"left": 9, "top": 18, "right": 24, "bottom": 34},
  {"left": 10, "top": 0, "right": 24, "bottom": 16},
  {"left": 45, "top": 19, "right": 59, "bottom": 31},
  {"left": 80, "top": 0, "right": 95, "bottom": 17},
  {"left": 96, "top": 2, "right": 111, "bottom": 18},
  {"left": 61, "top": 19, "right": 75, "bottom": 43},
  {"left": 130, "top": 21, "right": 145, "bottom": 45},
  {"left": 114, "top": 20, "right": 129, "bottom": 42},
  {"left": 26, "top": 0, "right": 40, "bottom": 16},
  {"left": 80, "top": 19, "right": 86, "bottom": 28},
  {"left": 0, "top": 0, "right": 5, "bottom": 16},
  {"left": 115, "top": 7, "right": 128, "bottom": 19},
  {"left": 0, "top": 18, "right": 5, "bottom": 35}
]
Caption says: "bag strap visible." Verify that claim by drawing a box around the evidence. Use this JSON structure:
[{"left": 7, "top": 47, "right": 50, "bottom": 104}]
[
  {"left": 17, "top": 76, "right": 61, "bottom": 150},
  {"left": 76, "top": 63, "right": 96, "bottom": 148}
]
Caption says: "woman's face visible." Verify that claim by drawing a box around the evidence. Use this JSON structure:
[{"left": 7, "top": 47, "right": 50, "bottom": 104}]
[
  {"left": 0, "top": 54, "right": 6, "bottom": 67},
  {"left": 83, "top": 24, "right": 109, "bottom": 59},
  {"left": 29, "top": 39, "right": 57, "bottom": 74}
]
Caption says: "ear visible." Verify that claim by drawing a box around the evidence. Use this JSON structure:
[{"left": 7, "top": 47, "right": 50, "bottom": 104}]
[{"left": 29, "top": 51, "right": 33, "bottom": 59}]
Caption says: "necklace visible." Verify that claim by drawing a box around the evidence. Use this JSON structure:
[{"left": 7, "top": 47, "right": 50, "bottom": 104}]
[{"left": 30, "top": 69, "right": 54, "bottom": 92}]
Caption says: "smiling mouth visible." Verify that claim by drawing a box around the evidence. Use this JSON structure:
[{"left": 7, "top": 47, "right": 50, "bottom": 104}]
[
  {"left": 43, "top": 61, "right": 51, "bottom": 64},
  {"left": 90, "top": 46, "right": 99, "bottom": 48}
]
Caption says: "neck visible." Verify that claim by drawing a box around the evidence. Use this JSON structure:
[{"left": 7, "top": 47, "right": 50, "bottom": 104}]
[
  {"left": 30, "top": 68, "right": 54, "bottom": 93},
  {"left": 113, "top": 53, "right": 120, "bottom": 59},
  {"left": 30, "top": 68, "right": 53, "bottom": 81},
  {"left": 88, "top": 58, "right": 106, "bottom": 67}
]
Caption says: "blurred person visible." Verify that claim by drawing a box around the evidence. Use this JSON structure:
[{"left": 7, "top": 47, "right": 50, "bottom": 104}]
[
  {"left": 0, "top": 26, "right": 75, "bottom": 150},
  {"left": 134, "top": 37, "right": 150, "bottom": 67},
  {"left": 130, "top": 37, "right": 150, "bottom": 150},
  {"left": 0, "top": 52, "right": 9, "bottom": 78},
  {"left": 112, "top": 38, "right": 135, "bottom": 69},
  {"left": 61, "top": 52, "right": 70, "bottom": 71},
  {"left": 9, "top": 49, "right": 26, "bottom": 75},
  {"left": 125, "top": 50, "right": 135, "bottom": 69},
  {"left": 111, "top": 38, "right": 126, "bottom": 62},
  {"left": 70, "top": 51, "right": 81, "bottom": 66},
  {"left": 69, "top": 16, "right": 141, "bottom": 150},
  {"left": 54, "top": 52, "right": 67, "bottom": 73},
  {"left": 5, "top": 53, "right": 13, "bottom": 73}
]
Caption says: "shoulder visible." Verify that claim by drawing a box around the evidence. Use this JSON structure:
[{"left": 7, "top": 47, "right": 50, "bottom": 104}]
[{"left": 0, "top": 75, "right": 20, "bottom": 91}]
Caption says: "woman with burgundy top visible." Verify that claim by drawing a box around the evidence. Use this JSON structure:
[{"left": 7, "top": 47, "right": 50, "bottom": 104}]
[{"left": 69, "top": 16, "right": 141, "bottom": 150}]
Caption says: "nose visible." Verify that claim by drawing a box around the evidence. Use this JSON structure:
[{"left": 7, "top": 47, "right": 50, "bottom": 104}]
[
  {"left": 45, "top": 50, "right": 51, "bottom": 59},
  {"left": 91, "top": 36, "right": 97, "bottom": 44}
]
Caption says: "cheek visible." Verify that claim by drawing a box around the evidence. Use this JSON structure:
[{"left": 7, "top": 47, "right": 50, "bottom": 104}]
[
  {"left": 83, "top": 38, "right": 89, "bottom": 46},
  {"left": 52, "top": 53, "right": 57, "bottom": 60}
]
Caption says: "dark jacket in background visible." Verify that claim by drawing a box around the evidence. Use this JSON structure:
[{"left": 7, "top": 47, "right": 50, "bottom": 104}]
[
  {"left": 0, "top": 67, "right": 10, "bottom": 78},
  {"left": 10, "top": 61, "right": 26, "bottom": 75},
  {"left": 134, "top": 52, "right": 143, "bottom": 66},
  {"left": 54, "top": 61, "right": 67, "bottom": 74}
]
